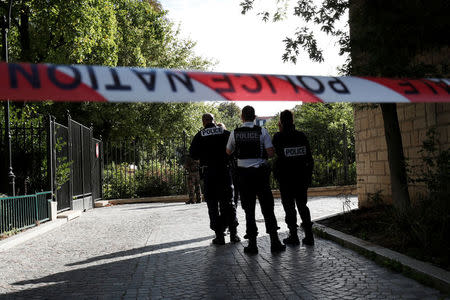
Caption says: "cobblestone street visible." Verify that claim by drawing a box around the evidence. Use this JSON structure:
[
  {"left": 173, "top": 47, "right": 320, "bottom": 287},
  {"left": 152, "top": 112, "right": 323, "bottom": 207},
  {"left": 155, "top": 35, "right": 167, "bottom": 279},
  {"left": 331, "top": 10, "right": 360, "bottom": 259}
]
[{"left": 0, "top": 197, "right": 447, "bottom": 299}]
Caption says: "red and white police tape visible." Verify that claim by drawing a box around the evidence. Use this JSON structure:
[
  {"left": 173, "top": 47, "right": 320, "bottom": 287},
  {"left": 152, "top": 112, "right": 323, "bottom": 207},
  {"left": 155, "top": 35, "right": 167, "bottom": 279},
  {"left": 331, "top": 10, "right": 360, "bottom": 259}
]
[{"left": 0, "top": 63, "right": 449, "bottom": 103}]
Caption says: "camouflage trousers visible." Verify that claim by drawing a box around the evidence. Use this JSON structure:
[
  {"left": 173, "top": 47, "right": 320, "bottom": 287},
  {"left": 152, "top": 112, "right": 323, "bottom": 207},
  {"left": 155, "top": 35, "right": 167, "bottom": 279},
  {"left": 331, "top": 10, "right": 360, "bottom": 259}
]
[{"left": 187, "top": 172, "right": 202, "bottom": 203}]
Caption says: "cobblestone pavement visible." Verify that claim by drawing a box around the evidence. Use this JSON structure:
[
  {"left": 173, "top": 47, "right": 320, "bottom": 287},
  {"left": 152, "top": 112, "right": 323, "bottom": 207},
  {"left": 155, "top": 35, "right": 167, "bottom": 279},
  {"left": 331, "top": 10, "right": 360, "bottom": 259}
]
[{"left": 0, "top": 196, "right": 447, "bottom": 299}]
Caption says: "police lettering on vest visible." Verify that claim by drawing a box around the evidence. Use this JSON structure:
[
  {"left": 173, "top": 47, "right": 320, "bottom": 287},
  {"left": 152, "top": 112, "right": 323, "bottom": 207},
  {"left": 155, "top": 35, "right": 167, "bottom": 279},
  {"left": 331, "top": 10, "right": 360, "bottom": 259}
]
[
  {"left": 234, "top": 131, "right": 260, "bottom": 141},
  {"left": 201, "top": 126, "right": 224, "bottom": 137},
  {"left": 284, "top": 146, "right": 307, "bottom": 157},
  {"left": 234, "top": 126, "right": 265, "bottom": 159}
]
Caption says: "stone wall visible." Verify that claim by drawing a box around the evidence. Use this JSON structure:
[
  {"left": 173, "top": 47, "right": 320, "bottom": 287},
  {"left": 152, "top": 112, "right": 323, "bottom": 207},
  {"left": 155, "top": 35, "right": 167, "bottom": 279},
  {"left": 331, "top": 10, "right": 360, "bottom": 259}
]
[{"left": 355, "top": 103, "right": 450, "bottom": 207}]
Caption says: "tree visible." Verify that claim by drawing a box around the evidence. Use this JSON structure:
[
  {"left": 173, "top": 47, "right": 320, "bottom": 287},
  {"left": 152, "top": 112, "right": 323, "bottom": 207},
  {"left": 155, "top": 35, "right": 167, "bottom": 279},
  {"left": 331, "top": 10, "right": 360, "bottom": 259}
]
[
  {"left": 216, "top": 102, "right": 242, "bottom": 130},
  {"left": 240, "top": 0, "right": 448, "bottom": 212},
  {"left": 1, "top": 0, "right": 215, "bottom": 143}
]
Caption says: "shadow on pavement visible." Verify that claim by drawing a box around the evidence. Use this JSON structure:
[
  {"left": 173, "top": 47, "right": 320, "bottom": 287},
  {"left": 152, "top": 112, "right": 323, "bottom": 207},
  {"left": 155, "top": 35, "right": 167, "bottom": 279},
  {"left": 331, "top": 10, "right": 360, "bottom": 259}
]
[
  {"left": 4, "top": 234, "right": 443, "bottom": 299},
  {"left": 5, "top": 236, "right": 283, "bottom": 299},
  {"left": 66, "top": 235, "right": 214, "bottom": 266}
]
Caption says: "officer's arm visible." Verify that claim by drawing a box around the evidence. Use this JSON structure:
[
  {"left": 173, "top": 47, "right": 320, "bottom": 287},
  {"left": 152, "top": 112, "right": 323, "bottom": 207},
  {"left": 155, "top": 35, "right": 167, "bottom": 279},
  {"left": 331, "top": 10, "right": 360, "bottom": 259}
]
[
  {"left": 226, "top": 131, "right": 234, "bottom": 155},
  {"left": 266, "top": 147, "right": 274, "bottom": 158},
  {"left": 262, "top": 129, "right": 274, "bottom": 158}
]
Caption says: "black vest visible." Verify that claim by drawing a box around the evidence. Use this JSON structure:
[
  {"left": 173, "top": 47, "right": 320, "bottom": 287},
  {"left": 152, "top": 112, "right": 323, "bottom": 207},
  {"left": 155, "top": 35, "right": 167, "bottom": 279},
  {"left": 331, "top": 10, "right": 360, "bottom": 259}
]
[
  {"left": 234, "top": 126, "right": 266, "bottom": 159},
  {"left": 275, "top": 130, "right": 311, "bottom": 171},
  {"left": 198, "top": 125, "right": 229, "bottom": 168}
]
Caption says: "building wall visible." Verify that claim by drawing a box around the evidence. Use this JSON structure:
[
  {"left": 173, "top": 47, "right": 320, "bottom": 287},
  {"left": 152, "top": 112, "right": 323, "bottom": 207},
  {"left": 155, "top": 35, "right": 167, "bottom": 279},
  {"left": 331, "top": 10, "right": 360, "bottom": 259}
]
[{"left": 355, "top": 103, "right": 450, "bottom": 207}]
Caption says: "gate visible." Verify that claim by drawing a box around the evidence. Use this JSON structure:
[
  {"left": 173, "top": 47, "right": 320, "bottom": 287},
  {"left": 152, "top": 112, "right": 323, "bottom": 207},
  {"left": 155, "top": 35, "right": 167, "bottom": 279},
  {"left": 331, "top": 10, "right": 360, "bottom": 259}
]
[
  {"left": 48, "top": 115, "right": 103, "bottom": 211},
  {"left": 53, "top": 120, "right": 71, "bottom": 211},
  {"left": 69, "top": 117, "right": 93, "bottom": 210}
]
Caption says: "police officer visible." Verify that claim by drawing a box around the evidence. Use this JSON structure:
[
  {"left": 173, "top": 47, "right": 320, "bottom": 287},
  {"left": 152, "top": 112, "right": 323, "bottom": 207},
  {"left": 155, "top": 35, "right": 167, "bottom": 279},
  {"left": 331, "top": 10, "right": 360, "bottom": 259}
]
[
  {"left": 190, "top": 113, "right": 240, "bottom": 245},
  {"left": 272, "top": 110, "right": 315, "bottom": 246},
  {"left": 183, "top": 154, "right": 202, "bottom": 204},
  {"left": 226, "top": 106, "right": 285, "bottom": 254}
]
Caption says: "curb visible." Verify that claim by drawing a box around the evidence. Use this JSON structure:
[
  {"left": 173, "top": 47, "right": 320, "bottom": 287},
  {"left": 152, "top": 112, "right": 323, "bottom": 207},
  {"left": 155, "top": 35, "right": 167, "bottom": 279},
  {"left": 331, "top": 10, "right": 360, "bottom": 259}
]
[
  {"left": 313, "top": 222, "right": 450, "bottom": 294},
  {"left": 0, "top": 219, "right": 67, "bottom": 252},
  {"left": 0, "top": 210, "right": 82, "bottom": 252},
  {"left": 99, "top": 185, "right": 357, "bottom": 206},
  {"left": 104, "top": 195, "right": 190, "bottom": 205}
]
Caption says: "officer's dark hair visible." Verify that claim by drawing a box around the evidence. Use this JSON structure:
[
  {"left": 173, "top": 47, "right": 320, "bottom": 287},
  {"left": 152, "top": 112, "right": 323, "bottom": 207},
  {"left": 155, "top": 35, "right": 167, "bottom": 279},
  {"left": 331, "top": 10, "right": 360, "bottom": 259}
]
[
  {"left": 241, "top": 106, "right": 256, "bottom": 122},
  {"left": 280, "top": 110, "right": 294, "bottom": 131},
  {"left": 202, "top": 113, "right": 214, "bottom": 124}
]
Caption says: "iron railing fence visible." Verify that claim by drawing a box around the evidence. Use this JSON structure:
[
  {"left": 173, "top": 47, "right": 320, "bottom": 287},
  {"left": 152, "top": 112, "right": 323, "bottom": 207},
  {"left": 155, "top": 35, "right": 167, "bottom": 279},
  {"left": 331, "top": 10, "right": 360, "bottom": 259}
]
[
  {"left": 103, "top": 134, "right": 189, "bottom": 199},
  {"left": 0, "top": 191, "right": 51, "bottom": 234},
  {"left": 0, "top": 117, "right": 47, "bottom": 195},
  {"left": 1, "top": 113, "right": 103, "bottom": 212},
  {"left": 104, "top": 130, "right": 356, "bottom": 199}
]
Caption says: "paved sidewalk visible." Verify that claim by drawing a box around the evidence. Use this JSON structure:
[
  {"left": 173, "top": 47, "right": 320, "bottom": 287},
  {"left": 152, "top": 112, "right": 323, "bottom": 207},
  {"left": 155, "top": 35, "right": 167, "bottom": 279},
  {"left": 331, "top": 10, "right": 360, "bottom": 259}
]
[{"left": 0, "top": 196, "right": 447, "bottom": 299}]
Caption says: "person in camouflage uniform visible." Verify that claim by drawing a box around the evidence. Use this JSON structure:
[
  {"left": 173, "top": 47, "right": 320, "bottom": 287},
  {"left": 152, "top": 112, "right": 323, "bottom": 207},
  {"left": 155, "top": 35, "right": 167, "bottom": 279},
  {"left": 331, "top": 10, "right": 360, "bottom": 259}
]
[{"left": 183, "top": 154, "right": 202, "bottom": 204}]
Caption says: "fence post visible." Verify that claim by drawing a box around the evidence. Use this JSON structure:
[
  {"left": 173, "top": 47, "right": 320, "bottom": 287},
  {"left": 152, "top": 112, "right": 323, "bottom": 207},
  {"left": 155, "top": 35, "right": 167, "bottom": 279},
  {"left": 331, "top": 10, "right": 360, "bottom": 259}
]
[
  {"left": 343, "top": 123, "right": 349, "bottom": 185},
  {"left": 100, "top": 136, "right": 104, "bottom": 200},
  {"left": 67, "top": 112, "right": 74, "bottom": 209},
  {"left": 80, "top": 123, "right": 84, "bottom": 203},
  {"left": 183, "top": 131, "right": 187, "bottom": 193},
  {"left": 52, "top": 116, "right": 57, "bottom": 202},
  {"left": 89, "top": 124, "right": 94, "bottom": 207},
  {"left": 34, "top": 194, "right": 38, "bottom": 222},
  {"left": 46, "top": 115, "right": 54, "bottom": 202}
]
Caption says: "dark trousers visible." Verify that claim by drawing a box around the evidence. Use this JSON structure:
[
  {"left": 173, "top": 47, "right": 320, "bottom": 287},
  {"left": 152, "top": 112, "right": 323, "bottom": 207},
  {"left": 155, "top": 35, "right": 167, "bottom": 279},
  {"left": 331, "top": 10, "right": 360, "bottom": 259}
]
[
  {"left": 203, "top": 167, "right": 237, "bottom": 233},
  {"left": 231, "top": 169, "right": 240, "bottom": 207},
  {"left": 279, "top": 179, "right": 312, "bottom": 231},
  {"left": 238, "top": 166, "right": 279, "bottom": 238}
]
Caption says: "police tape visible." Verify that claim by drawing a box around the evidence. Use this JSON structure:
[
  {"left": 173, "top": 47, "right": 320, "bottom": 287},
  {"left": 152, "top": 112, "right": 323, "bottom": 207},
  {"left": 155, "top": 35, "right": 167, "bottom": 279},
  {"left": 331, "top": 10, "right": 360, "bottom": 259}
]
[{"left": 0, "top": 63, "right": 449, "bottom": 103}]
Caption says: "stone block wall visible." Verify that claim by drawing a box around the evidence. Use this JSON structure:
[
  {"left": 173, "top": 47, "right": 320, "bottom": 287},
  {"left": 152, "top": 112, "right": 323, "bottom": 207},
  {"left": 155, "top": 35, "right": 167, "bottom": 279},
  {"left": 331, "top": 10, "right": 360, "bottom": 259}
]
[{"left": 355, "top": 103, "right": 450, "bottom": 207}]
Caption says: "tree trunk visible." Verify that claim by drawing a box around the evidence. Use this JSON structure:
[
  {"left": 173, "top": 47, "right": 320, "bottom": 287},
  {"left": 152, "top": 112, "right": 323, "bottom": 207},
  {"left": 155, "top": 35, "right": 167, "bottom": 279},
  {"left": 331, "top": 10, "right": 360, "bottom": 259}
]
[
  {"left": 380, "top": 103, "right": 410, "bottom": 212},
  {"left": 18, "top": 5, "right": 31, "bottom": 62}
]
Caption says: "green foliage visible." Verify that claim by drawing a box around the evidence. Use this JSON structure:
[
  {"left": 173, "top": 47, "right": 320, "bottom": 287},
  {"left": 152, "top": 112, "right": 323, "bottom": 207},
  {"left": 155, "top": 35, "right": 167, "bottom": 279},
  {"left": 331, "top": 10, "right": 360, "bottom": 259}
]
[
  {"left": 103, "top": 160, "right": 185, "bottom": 199},
  {"left": 54, "top": 137, "right": 72, "bottom": 191},
  {"left": 216, "top": 102, "right": 242, "bottom": 130},
  {"left": 0, "top": 227, "right": 20, "bottom": 240},
  {"left": 390, "top": 130, "right": 450, "bottom": 269},
  {"left": 367, "top": 190, "right": 383, "bottom": 207},
  {"left": 2, "top": 0, "right": 215, "bottom": 145},
  {"left": 4, "top": 0, "right": 212, "bottom": 68}
]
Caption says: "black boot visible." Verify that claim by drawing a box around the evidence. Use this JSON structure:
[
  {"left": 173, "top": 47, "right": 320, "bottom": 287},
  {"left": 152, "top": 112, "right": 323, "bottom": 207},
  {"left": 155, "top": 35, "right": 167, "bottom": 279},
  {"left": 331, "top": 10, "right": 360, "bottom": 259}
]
[
  {"left": 244, "top": 237, "right": 258, "bottom": 254},
  {"left": 212, "top": 232, "right": 225, "bottom": 245},
  {"left": 230, "top": 229, "right": 241, "bottom": 243},
  {"left": 283, "top": 229, "right": 300, "bottom": 246},
  {"left": 270, "top": 233, "right": 286, "bottom": 253},
  {"left": 302, "top": 223, "right": 315, "bottom": 246}
]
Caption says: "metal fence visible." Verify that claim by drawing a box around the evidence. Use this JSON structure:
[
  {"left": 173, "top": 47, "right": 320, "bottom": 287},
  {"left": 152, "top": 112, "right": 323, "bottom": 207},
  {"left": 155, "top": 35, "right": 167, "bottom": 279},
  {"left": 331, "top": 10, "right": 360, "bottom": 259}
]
[
  {"left": 1, "top": 113, "right": 103, "bottom": 212},
  {"left": 0, "top": 117, "right": 47, "bottom": 195},
  {"left": 0, "top": 191, "right": 51, "bottom": 234},
  {"left": 103, "top": 134, "right": 188, "bottom": 199},
  {"left": 103, "top": 129, "right": 356, "bottom": 199}
]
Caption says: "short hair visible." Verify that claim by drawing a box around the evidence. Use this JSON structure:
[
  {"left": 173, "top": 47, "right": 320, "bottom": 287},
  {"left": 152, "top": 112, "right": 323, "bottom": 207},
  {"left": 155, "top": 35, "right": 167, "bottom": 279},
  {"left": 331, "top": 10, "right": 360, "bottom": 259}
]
[
  {"left": 241, "top": 106, "right": 256, "bottom": 121},
  {"left": 202, "top": 113, "right": 214, "bottom": 123},
  {"left": 280, "top": 110, "right": 294, "bottom": 128}
]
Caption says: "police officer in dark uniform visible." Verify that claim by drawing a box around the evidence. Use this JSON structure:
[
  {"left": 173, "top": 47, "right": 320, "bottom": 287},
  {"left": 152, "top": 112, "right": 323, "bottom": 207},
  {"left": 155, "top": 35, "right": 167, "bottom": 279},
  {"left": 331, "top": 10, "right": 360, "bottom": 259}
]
[
  {"left": 272, "top": 110, "right": 315, "bottom": 246},
  {"left": 226, "top": 106, "right": 285, "bottom": 254},
  {"left": 190, "top": 113, "right": 240, "bottom": 245}
]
